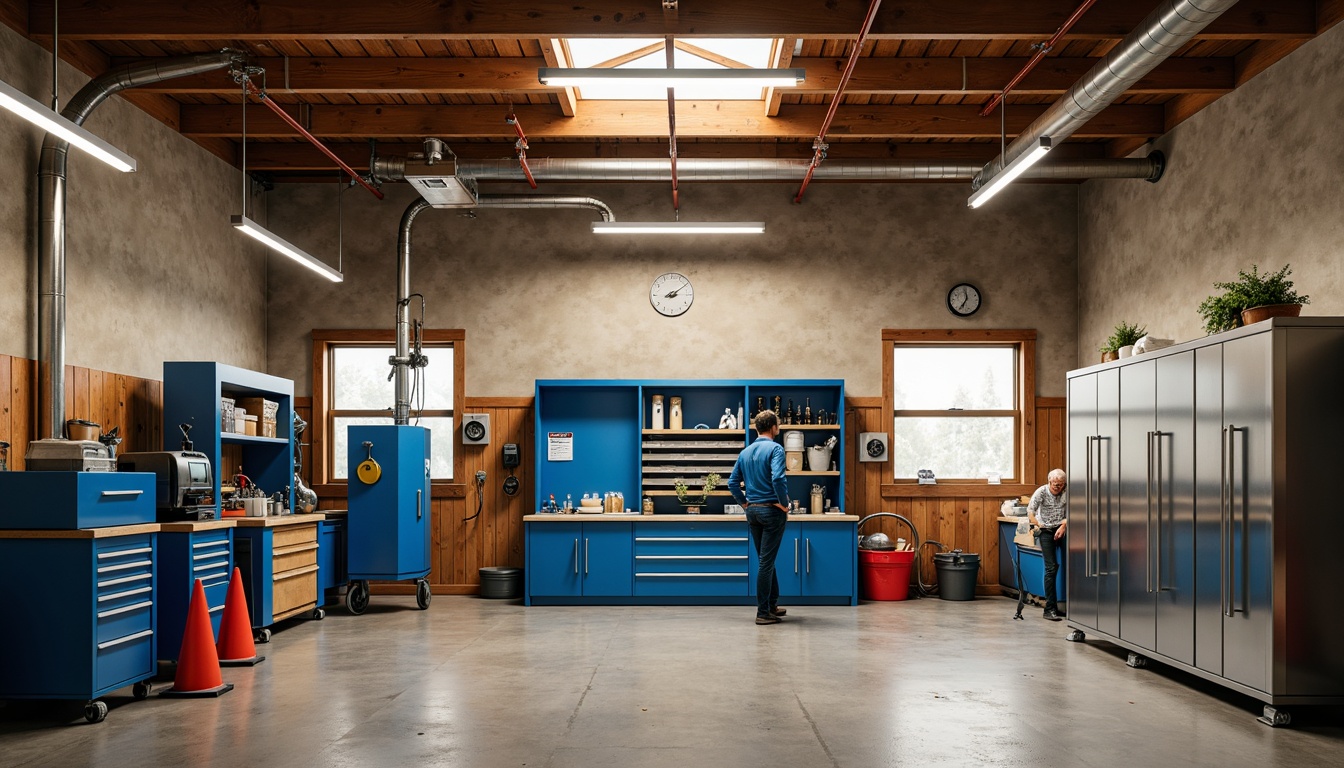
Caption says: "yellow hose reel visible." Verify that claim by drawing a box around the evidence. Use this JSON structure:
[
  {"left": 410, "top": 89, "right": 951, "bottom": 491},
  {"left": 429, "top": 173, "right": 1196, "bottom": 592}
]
[{"left": 356, "top": 440, "right": 382, "bottom": 484}]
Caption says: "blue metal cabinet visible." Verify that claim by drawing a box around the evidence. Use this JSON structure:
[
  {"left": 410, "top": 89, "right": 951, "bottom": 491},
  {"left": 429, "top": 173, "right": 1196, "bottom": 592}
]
[
  {"left": 0, "top": 527, "right": 158, "bottom": 722},
  {"left": 634, "top": 521, "right": 751, "bottom": 597},
  {"left": 578, "top": 524, "right": 632, "bottom": 596},
  {"left": 0, "top": 471, "right": 155, "bottom": 529},
  {"left": 347, "top": 424, "right": 431, "bottom": 581},
  {"left": 317, "top": 517, "right": 348, "bottom": 605},
  {"left": 526, "top": 522, "right": 632, "bottom": 601},
  {"left": 158, "top": 522, "right": 234, "bottom": 661},
  {"left": 751, "top": 520, "right": 857, "bottom": 605}
]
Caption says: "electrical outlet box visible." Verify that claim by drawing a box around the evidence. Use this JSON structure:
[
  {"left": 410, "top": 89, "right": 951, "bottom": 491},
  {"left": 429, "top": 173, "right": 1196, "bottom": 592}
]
[
  {"left": 462, "top": 414, "right": 490, "bottom": 445},
  {"left": 502, "top": 443, "right": 520, "bottom": 468},
  {"left": 859, "top": 432, "right": 888, "bottom": 462}
]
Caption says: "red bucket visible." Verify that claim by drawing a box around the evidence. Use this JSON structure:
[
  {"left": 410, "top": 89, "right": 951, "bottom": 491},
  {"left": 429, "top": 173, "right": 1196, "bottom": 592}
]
[{"left": 860, "top": 549, "right": 915, "bottom": 601}]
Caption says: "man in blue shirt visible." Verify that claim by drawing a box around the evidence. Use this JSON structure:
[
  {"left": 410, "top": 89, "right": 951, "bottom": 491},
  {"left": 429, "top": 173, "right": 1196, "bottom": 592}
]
[{"left": 729, "top": 410, "right": 792, "bottom": 625}]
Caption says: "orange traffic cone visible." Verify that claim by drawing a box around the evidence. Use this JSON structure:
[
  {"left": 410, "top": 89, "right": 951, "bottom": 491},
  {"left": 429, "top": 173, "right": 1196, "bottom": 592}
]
[
  {"left": 217, "top": 567, "right": 266, "bottom": 667},
  {"left": 160, "top": 579, "right": 234, "bottom": 697}
]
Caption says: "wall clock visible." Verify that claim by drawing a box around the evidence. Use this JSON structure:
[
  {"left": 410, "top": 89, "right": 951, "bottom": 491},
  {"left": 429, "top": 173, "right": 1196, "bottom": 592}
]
[
  {"left": 947, "top": 282, "right": 982, "bottom": 317},
  {"left": 651, "top": 272, "right": 694, "bottom": 316}
]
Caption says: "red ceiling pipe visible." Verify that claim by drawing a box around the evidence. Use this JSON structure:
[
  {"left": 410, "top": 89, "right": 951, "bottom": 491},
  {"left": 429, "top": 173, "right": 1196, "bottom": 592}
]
[
  {"left": 242, "top": 79, "right": 384, "bottom": 199},
  {"left": 665, "top": 36, "right": 680, "bottom": 213},
  {"left": 506, "top": 112, "right": 538, "bottom": 189},
  {"left": 980, "top": 0, "right": 1100, "bottom": 117},
  {"left": 793, "top": 0, "right": 882, "bottom": 204}
]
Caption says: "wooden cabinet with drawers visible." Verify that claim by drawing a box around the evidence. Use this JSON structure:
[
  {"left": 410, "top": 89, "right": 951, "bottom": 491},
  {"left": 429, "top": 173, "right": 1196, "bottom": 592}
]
[{"left": 233, "top": 514, "right": 325, "bottom": 640}]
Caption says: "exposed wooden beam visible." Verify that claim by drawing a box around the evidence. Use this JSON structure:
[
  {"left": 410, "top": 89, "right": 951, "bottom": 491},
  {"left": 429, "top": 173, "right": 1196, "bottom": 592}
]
[
  {"left": 539, "top": 40, "right": 576, "bottom": 117},
  {"left": 114, "top": 55, "right": 1234, "bottom": 96},
  {"left": 1322, "top": 0, "right": 1344, "bottom": 31},
  {"left": 0, "top": 0, "right": 26, "bottom": 32},
  {"left": 589, "top": 41, "right": 665, "bottom": 69},
  {"left": 232, "top": 138, "right": 1108, "bottom": 171},
  {"left": 1162, "top": 93, "right": 1223, "bottom": 133},
  {"left": 1105, "top": 138, "right": 1149, "bottom": 159},
  {"left": 765, "top": 38, "right": 794, "bottom": 117},
  {"left": 27, "top": 0, "right": 1317, "bottom": 41},
  {"left": 179, "top": 101, "right": 1163, "bottom": 139},
  {"left": 1233, "top": 39, "right": 1306, "bottom": 85}
]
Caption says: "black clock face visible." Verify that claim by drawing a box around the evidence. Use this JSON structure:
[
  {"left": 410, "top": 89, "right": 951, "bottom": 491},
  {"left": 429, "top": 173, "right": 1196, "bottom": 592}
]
[
  {"left": 866, "top": 438, "right": 886, "bottom": 458},
  {"left": 463, "top": 420, "right": 487, "bottom": 441},
  {"left": 947, "top": 283, "right": 981, "bottom": 317}
]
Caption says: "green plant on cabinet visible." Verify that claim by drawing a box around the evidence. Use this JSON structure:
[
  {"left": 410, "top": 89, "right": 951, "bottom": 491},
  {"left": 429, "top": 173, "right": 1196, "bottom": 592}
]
[
  {"left": 1100, "top": 320, "right": 1147, "bottom": 354},
  {"left": 1197, "top": 264, "right": 1310, "bottom": 335}
]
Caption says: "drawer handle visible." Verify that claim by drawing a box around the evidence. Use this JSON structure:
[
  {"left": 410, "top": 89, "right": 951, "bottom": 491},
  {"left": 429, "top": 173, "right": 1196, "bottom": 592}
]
[
  {"left": 635, "top": 572, "right": 748, "bottom": 578},
  {"left": 202, "top": 579, "right": 230, "bottom": 589},
  {"left": 97, "top": 546, "right": 153, "bottom": 559},
  {"left": 99, "top": 490, "right": 144, "bottom": 498},
  {"left": 193, "top": 550, "right": 230, "bottom": 561},
  {"left": 192, "top": 539, "right": 230, "bottom": 549},
  {"left": 273, "top": 542, "right": 319, "bottom": 556},
  {"left": 272, "top": 564, "right": 320, "bottom": 582},
  {"left": 635, "top": 555, "right": 748, "bottom": 560},
  {"left": 96, "top": 559, "right": 153, "bottom": 574},
  {"left": 634, "top": 537, "right": 749, "bottom": 542},
  {"left": 97, "top": 600, "right": 153, "bottom": 619},
  {"left": 97, "top": 628, "right": 153, "bottom": 651},
  {"left": 98, "top": 585, "right": 153, "bottom": 603},
  {"left": 208, "top": 604, "right": 226, "bottom": 614},
  {"left": 97, "top": 572, "right": 152, "bottom": 588}
]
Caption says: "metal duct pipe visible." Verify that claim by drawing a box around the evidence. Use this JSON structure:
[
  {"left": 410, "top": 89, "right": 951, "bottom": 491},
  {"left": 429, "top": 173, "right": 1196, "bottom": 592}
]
[
  {"left": 475, "top": 194, "right": 616, "bottom": 222},
  {"left": 38, "top": 50, "right": 241, "bottom": 438},
  {"left": 975, "top": 0, "right": 1237, "bottom": 188},
  {"left": 393, "top": 198, "right": 432, "bottom": 425},
  {"left": 450, "top": 156, "right": 1164, "bottom": 183}
]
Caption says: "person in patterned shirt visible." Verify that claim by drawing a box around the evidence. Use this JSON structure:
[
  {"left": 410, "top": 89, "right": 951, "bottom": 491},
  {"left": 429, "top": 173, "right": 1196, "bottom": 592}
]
[{"left": 1028, "top": 468, "right": 1068, "bottom": 621}]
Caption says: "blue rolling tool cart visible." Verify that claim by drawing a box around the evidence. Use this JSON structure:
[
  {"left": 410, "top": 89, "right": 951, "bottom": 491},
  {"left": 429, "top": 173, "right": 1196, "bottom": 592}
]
[{"left": 345, "top": 424, "right": 432, "bottom": 613}]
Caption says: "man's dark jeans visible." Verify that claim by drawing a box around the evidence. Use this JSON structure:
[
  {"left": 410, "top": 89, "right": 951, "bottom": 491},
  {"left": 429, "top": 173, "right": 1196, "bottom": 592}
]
[
  {"left": 747, "top": 505, "right": 788, "bottom": 618},
  {"left": 1039, "top": 527, "right": 1064, "bottom": 613}
]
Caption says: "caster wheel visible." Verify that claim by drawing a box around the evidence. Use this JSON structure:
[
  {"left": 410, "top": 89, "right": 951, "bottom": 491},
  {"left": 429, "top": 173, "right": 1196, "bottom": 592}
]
[
  {"left": 1126, "top": 652, "right": 1148, "bottom": 669},
  {"left": 416, "top": 579, "right": 432, "bottom": 610},
  {"left": 346, "top": 580, "right": 370, "bottom": 615},
  {"left": 254, "top": 628, "right": 272, "bottom": 644},
  {"left": 312, "top": 608, "right": 326, "bottom": 620},
  {"left": 133, "top": 681, "right": 152, "bottom": 700},
  {"left": 1065, "top": 629, "right": 1086, "bottom": 643},
  {"left": 84, "top": 700, "right": 108, "bottom": 723},
  {"left": 1258, "top": 705, "right": 1292, "bottom": 727}
]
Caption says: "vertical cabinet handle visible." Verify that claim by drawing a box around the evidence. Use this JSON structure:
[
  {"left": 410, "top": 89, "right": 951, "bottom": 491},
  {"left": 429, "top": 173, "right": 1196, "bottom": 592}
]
[
  {"left": 1156, "top": 430, "right": 1165, "bottom": 592},
  {"left": 1085, "top": 435, "right": 1094, "bottom": 578},
  {"left": 416, "top": 489, "right": 423, "bottom": 521},
  {"left": 805, "top": 538, "right": 811, "bottom": 574},
  {"left": 574, "top": 538, "right": 580, "bottom": 575},
  {"left": 1230, "top": 426, "right": 1248, "bottom": 615},
  {"left": 794, "top": 538, "right": 799, "bottom": 574},
  {"left": 1146, "top": 430, "right": 1154, "bottom": 593},
  {"left": 585, "top": 538, "right": 590, "bottom": 575},
  {"left": 1221, "top": 425, "right": 1232, "bottom": 617},
  {"left": 1098, "top": 435, "right": 1110, "bottom": 576}
]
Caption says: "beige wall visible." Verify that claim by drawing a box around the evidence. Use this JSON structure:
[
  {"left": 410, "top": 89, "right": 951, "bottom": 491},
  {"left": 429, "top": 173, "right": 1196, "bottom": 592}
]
[
  {"left": 267, "top": 180, "right": 1079, "bottom": 398},
  {"left": 1078, "top": 22, "right": 1344, "bottom": 365},
  {"left": 0, "top": 23, "right": 267, "bottom": 381}
]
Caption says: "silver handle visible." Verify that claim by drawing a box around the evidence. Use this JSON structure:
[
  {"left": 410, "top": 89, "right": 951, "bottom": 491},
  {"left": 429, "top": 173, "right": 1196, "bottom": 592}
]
[
  {"left": 1157, "top": 430, "right": 1166, "bottom": 592},
  {"left": 1084, "top": 435, "right": 1093, "bottom": 577},
  {"left": 1097, "top": 435, "right": 1110, "bottom": 576},
  {"left": 96, "top": 628, "right": 153, "bottom": 651},
  {"left": 96, "top": 600, "right": 154, "bottom": 619},
  {"left": 805, "top": 538, "right": 811, "bottom": 574},
  {"left": 1222, "top": 425, "right": 1232, "bottom": 617},
  {"left": 97, "top": 546, "right": 153, "bottom": 559},
  {"left": 585, "top": 538, "right": 590, "bottom": 575},
  {"left": 417, "top": 489, "right": 423, "bottom": 521},
  {"left": 794, "top": 538, "right": 799, "bottom": 574},
  {"left": 1146, "top": 430, "right": 1154, "bottom": 593},
  {"left": 100, "top": 490, "right": 144, "bottom": 498},
  {"left": 636, "top": 572, "right": 748, "bottom": 578},
  {"left": 1230, "top": 426, "right": 1247, "bottom": 615},
  {"left": 574, "top": 539, "right": 580, "bottom": 575}
]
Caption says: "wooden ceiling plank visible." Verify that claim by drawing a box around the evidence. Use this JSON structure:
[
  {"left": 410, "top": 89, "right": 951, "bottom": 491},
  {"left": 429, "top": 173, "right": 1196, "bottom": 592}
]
[
  {"left": 765, "top": 36, "right": 795, "bottom": 116},
  {"left": 26, "top": 0, "right": 1316, "bottom": 41},
  {"left": 1233, "top": 39, "right": 1306, "bottom": 85},
  {"left": 539, "top": 39, "right": 577, "bottom": 117},
  {"left": 179, "top": 101, "right": 1163, "bottom": 139},
  {"left": 673, "top": 39, "right": 752, "bottom": 68},
  {"left": 0, "top": 0, "right": 26, "bottom": 33},
  {"left": 588, "top": 41, "right": 665, "bottom": 69},
  {"left": 1322, "top": 0, "right": 1344, "bottom": 31}
]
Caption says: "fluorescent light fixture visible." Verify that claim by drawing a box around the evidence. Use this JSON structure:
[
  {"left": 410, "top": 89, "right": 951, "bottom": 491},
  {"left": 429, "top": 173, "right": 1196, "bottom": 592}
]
[
  {"left": 231, "top": 214, "right": 343, "bottom": 282},
  {"left": 592, "top": 221, "right": 766, "bottom": 235},
  {"left": 539, "top": 67, "right": 805, "bottom": 89},
  {"left": 967, "top": 137, "right": 1053, "bottom": 209},
  {"left": 0, "top": 78, "right": 137, "bottom": 172}
]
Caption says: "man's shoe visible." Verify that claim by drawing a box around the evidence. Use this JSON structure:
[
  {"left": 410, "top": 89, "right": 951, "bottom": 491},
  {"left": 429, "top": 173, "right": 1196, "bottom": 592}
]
[
  {"left": 756, "top": 614, "right": 782, "bottom": 625},
  {"left": 1054, "top": 608, "right": 1066, "bottom": 618},
  {"left": 770, "top": 607, "right": 787, "bottom": 617},
  {"left": 1043, "top": 610, "right": 1063, "bottom": 622}
]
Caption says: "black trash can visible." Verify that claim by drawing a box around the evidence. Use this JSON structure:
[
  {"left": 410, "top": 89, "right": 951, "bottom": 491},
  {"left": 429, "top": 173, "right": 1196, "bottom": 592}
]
[
  {"left": 934, "top": 550, "right": 980, "bottom": 601},
  {"left": 479, "top": 566, "right": 523, "bottom": 599}
]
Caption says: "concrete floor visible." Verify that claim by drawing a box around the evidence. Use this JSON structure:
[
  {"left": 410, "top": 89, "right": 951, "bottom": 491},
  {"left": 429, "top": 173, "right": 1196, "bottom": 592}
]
[{"left": 2, "top": 596, "right": 1342, "bottom": 767}]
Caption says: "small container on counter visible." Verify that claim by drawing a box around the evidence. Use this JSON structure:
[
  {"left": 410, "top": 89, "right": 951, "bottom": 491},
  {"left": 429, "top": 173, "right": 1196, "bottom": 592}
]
[{"left": 642, "top": 497, "right": 654, "bottom": 515}]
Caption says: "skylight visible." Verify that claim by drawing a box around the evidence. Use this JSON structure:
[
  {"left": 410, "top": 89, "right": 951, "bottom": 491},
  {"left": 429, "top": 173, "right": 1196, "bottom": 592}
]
[{"left": 562, "top": 38, "right": 778, "bottom": 100}]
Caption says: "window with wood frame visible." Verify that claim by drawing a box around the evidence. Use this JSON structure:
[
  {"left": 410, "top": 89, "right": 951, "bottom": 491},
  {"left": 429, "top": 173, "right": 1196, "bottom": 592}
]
[
  {"left": 312, "top": 330, "right": 465, "bottom": 486},
  {"left": 883, "top": 330, "right": 1036, "bottom": 483}
]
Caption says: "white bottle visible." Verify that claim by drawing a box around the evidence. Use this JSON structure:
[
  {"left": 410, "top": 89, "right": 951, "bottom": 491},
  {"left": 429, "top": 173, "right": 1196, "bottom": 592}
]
[{"left": 651, "top": 395, "right": 665, "bottom": 430}]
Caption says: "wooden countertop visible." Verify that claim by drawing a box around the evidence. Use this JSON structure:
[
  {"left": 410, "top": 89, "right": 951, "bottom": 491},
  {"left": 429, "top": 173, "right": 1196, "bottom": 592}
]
[
  {"left": 998, "top": 516, "right": 1029, "bottom": 524},
  {"left": 0, "top": 523, "right": 161, "bottom": 539},
  {"left": 232, "top": 513, "right": 326, "bottom": 527},
  {"left": 525, "top": 513, "right": 859, "bottom": 522},
  {"left": 159, "top": 519, "right": 238, "bottom": 532}
]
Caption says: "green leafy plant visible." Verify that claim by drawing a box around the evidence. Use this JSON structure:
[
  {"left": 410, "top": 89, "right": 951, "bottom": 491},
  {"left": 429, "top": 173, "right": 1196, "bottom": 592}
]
[
  {"left": 1100, "top": 320, "right": 1147, "bottom": 353},
  {"left": 675, "top": 472, "right": 721, "bottom": 506},
  {"left": 1197, "top": 264, "right": 1310, "bottom": 335}
]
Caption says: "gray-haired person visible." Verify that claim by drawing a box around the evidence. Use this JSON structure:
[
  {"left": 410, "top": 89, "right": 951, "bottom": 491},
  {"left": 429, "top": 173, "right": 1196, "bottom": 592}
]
[{"left": 1028, "top": 468, "right": 1068, "bottom": 621}]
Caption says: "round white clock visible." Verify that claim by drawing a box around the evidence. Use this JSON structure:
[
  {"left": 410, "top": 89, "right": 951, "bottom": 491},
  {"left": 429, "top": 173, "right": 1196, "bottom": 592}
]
[
  {"left": 650, "top": 272, "right": 694, "bottom": 316},
  {"left": 947, "top": 282, "right": 982, "bottom": 317}
]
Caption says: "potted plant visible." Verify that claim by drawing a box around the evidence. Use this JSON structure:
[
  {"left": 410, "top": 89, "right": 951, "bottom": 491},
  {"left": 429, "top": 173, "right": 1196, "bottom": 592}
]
[
  {"left": 1100, "top": 320, "right": 1146, "bottom": 360},
  {"left": 1197, "top": 264, "right": 1310, "bottom": 334},
  {"left": 675, "top": 472, "right": 721, "bottom": 514}
]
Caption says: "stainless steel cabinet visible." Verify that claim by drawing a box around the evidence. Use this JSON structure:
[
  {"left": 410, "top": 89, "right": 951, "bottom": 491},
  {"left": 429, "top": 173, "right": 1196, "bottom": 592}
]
[{"left": 1067, "top": 319, "right": 1344, "bottom": 724}]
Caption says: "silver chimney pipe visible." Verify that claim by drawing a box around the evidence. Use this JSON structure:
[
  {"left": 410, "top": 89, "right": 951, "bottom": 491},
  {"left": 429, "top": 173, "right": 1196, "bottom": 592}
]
[
  {"left": 974, "top": 0, "right": 1237, "bottom": 189},
  {"left": 38, "top": 51, "right": 241, "bottom": 438}
]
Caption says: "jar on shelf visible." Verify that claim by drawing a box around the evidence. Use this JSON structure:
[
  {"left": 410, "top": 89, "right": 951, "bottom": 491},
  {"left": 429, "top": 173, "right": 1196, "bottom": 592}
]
[
  {"left": 651, "top": 395, "right": 665, "bottom": 430},
  {"left": 669, "top": 396, "right": 683, "bottom": 430}
]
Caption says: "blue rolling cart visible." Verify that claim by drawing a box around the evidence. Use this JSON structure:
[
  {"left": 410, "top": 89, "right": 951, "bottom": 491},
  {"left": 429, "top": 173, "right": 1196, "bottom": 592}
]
[
  {"left": 345, "top": 424, "right": 432, "bottom": 613},
  {"left": 157, "top": 520, "right": 234, "bottom": 661}
]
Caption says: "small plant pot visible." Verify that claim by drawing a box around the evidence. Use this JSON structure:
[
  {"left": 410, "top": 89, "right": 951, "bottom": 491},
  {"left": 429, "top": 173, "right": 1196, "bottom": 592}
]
[
  {"left": 1117, "top": 345, "right": 1135, "bottom": 358},
  {"left": 1101, "top": 350, "right": 1119, "bottom": 362},
  {"left": 1240, "top": 303, "right": 1302, "bottom": 326}
]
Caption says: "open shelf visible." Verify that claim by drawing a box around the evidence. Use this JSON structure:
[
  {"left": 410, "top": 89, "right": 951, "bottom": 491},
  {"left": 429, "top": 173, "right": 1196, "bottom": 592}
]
[
  {"left": 751, "top": 424, "right": 840, "bottom": 431},
  {"left": 645, "top": 490, "right": 735, "bottom": 497},
  {"left": 643, "top": 429, "right": 743, "bottom": 435},
  {"left": 221, "top": 434, "right": 290, "bottom": 446},
  {"left": 787, "top": 470, "right": 840, "bottom": 477}
]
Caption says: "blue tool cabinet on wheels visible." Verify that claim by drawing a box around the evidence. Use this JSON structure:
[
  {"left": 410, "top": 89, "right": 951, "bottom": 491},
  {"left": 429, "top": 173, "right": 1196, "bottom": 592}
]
[{"left": 345, "top": 424, "right": 432, "bottom": 613}]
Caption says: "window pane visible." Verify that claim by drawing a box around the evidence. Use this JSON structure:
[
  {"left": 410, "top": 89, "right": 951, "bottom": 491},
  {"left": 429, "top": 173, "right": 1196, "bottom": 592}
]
[
  {"left": 332, "top": 416, "right": 455, "bottom": 481},
  {"left": 419, "top": 348, "right": 454, "bottom": 410},
  {"left": 333, "top": 347, "right": 395, "bottom": 410},
  {"left": 891, "top": 417, "right": 1015, "bottom": 479},
  {"left": 892, "top": 347, "right": 1015, "bottom": 409}
]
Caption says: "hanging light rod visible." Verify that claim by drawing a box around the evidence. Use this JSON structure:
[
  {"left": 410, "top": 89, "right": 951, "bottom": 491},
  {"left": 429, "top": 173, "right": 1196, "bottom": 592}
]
[
  {"left": 539, "top": 67, "right": 805, "bottom": 88},
  {"left": 593, "top": 221, "right": 765, "bottom": 235},
  {"left": 967, "top": 137, "right": 1052, "bottom": 209},
  {"left": 0, "top": 79, "right": 136, "bottom": 172},
  {"left": 232, "top": 215, "right": 343, "bottom": 282}
]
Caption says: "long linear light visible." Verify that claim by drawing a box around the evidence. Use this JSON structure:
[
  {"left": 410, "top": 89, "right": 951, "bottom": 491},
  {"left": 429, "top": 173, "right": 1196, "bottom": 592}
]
[
  {"left": 0, "top": 78, "right": 137, "bottom": 172},
  {"left": 540, "top": 67, "right": 805, "bottom": 88},
  {"left": 967, "top": 137, "right": 1052, "bottom": 209},
  {"left": 593, "top": 221, "right": 765, "bottom": 235},
  {"left": 232, "top": 215, "right": 343, "bottom": 282}
]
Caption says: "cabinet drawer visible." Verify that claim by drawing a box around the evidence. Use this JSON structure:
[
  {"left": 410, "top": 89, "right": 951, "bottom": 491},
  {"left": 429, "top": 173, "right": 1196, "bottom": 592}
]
[
  {"left": 634, "top": 536, "right": 749, "bottom": 557},
  {"left": 95, "top": 629, "right": 154, "bottom": 692},
  {"left": 272, "top": 565, "right": 319, "bottom": 616},
  {"left": 95, "top": 536, "right": 155, "bottom": 593},
  {"left": 273, "top": 524, "right": 317, "bottom": 549},
  {"left": 634, "top": 554, "right": 751, "bottom": 573},
  {"left": 96, "top": 598, "right": 154, "bottom": 644},
  {"left": 273, "top": 542, "right": 318, "bottom": 574},
  {"left": 634, "top": 572, "right": 748, "bottom": 597},
  {"left": 204, "top": 581, "right": 229, "bottom": 617},
  {"left": 634, "top": 522, "right": 748, "bottom": 539}
]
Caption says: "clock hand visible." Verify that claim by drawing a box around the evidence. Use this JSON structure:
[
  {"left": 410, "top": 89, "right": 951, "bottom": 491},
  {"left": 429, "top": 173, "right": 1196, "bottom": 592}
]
[{"left": 664, "top": 281, "right": 689, "bottom": 298}]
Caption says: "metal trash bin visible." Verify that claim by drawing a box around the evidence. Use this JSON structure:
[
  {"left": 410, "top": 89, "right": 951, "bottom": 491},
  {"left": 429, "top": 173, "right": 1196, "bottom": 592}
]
[
  {"left": 934, "top": 550, "right": 980, "bottom": 601},
  {"left": 479, "top": 566, "right": 523, "bottom": 599}
]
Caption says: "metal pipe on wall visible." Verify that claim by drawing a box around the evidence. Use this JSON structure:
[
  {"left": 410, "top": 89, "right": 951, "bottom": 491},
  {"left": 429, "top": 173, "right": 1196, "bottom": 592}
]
[{"left": 38, "top": 50, "right": 240, "bottom": 438}]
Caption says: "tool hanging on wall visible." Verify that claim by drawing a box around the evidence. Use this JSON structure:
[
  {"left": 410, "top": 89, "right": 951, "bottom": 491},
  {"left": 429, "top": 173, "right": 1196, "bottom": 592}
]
[
  {"left": 463, "top": 470, "right": 487, "bottom": 522},
  {"left": 356, "top": 441, "right": 382, "bottom": 485}
]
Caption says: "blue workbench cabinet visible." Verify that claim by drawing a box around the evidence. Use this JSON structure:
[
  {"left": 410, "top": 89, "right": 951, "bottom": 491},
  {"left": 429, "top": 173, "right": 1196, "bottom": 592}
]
[
  {"left": 751, "top": 521, "right": 858, "bottom": 605},
  {"left": 317, "top": 516, "right": 348, "bottom": 606},
  {"left": 0, "top": 525, "right": 159, "bottom": 722},
  {"left": 0, "top": 471, "right": 155, "bottom": 529},
  {"left": 157, "top": 521, "right": 234, "bottom": 661},
  {"left": 527, "top": 521, "right": 632, "bottom": 602}
]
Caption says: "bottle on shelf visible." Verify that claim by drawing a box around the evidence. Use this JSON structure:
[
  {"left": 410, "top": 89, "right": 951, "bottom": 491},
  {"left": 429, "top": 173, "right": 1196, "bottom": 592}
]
[
  {"left": 804, "top": 398, "right": 812, "bottom": 425},
  {"left": 669, "top": 397, "right": 683, "bottom": 430},
  {"left": 773, "top": 396, "right": 781, "bottom": 418},
  {"left": 564, "top": 493, "right": 573, "bottom": 512}
]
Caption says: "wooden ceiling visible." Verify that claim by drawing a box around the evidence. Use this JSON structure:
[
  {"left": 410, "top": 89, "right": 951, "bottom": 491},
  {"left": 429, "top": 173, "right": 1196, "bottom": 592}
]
[{"left": 3, "top": 1, "right": 1341, "bottom": 182}]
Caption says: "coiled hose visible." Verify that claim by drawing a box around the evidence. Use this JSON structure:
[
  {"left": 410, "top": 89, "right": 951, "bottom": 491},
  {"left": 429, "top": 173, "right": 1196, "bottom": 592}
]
[{"left": 857, "top": 513, "right": 946, "bottom": 598}]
